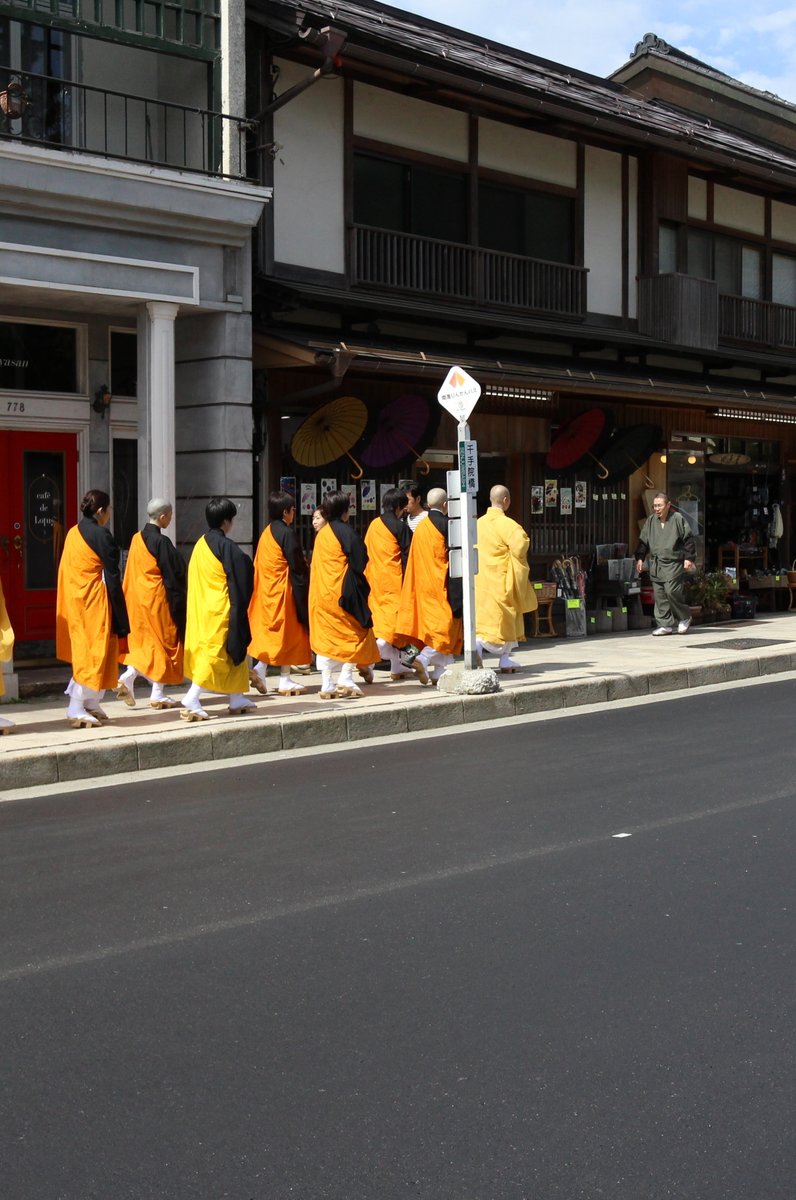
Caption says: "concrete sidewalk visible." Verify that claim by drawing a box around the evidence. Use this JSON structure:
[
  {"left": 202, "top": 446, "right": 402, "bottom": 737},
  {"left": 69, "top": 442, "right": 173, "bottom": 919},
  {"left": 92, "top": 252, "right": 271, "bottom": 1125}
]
[{"left": 2, "top": 613, "right": 795, "bottom": 791}]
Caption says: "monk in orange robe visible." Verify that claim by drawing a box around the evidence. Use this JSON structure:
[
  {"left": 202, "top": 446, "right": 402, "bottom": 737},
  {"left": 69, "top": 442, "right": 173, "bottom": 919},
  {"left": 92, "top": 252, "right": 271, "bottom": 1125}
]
[
  {"left": 0, "top": 575, "right": 15, "bottom": 733},
  {"left": 117, "top": 498, "right": 186, "bottom": 709},
  {"left": 248, "top": 490, "right": 310, "bottom": 696},
  {"left": 56, "top": 488, "right": 130, "bottom": 727},
  {"left": 395, "top": 487, "right": 463, "bottom": 684},
  {"left": 364, "top": 486, "right": 428, "bottom": 685},
  {"left": 309, "top": 490, "right": 378, "bottom": 699}
]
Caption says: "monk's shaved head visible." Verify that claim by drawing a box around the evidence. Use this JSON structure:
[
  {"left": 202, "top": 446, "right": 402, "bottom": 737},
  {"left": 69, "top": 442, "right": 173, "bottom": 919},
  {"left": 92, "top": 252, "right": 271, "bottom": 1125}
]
[
  {"left": 427, "top": 487, "right": 447, "bottom": 510},
  {"left": 490, "top": 485, "right": 510, "bottom": 508}
]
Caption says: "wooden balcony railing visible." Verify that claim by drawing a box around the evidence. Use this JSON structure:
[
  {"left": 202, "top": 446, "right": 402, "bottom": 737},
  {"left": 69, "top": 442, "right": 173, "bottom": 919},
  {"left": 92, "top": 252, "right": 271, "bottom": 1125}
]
[
  {"left": 349, "top": 225, "right": 587, "bottom": 318},
  {"left": 719, "top": 294, "right": 796, "bottom": 350}
]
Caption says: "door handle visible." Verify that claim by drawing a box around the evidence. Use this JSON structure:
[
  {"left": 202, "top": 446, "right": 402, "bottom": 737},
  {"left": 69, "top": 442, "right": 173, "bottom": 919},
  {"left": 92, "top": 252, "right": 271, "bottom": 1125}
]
[{"left": 13, "top": 534, "right": 22, "bottom": 563}]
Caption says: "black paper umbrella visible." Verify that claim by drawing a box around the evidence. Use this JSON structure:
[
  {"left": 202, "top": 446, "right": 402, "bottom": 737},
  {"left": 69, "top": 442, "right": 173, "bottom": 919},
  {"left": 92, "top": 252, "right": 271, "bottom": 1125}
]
[{"left": 598, "top": 424, "right": 663, "bottom": 484}]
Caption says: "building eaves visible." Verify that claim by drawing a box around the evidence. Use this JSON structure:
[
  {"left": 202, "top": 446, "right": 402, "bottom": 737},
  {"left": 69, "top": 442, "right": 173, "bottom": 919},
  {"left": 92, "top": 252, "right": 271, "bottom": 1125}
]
[{"left": 252, "top": 0, "right": 796, "bottom": 186}]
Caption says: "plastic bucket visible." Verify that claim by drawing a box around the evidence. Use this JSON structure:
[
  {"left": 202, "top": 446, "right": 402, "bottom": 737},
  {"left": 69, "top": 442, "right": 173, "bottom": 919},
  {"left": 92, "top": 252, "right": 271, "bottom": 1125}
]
[
  {"left": 565, "top": 598, "right": 587, "bottom": 638},
  {"left": 586, "top": 610, "right": 598, "bottom": 635},
  {"left": 596, "top": 609, "right": 613, "bottom": 633},
  {"left": 612, "top": 607, "right": 628, "bottom": 633}
]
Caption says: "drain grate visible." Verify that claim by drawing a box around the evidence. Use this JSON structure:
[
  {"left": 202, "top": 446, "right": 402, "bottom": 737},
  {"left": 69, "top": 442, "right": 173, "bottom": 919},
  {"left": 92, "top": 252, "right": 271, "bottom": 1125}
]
[{"left": 695, "top": 638, "right": 792, "bottom": 651}]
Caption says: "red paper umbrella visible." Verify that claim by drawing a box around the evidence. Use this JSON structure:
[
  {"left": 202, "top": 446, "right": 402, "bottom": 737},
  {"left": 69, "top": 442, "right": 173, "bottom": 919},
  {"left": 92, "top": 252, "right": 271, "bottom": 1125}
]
[
  {"left": 361, "top": 394, "right": 440, "bottom": 475},
  {"left": 599, "top": 424, "right": 663, "bottom": 485},
  {"left": 546, "top": 408, "right": 614, "bottom": 476}
]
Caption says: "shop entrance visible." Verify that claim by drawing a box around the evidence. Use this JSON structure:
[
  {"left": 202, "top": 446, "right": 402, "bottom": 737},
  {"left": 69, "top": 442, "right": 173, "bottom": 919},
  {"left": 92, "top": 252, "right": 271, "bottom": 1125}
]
[{"left": 0, "top": 430, "right": 78, "bottom": 652}]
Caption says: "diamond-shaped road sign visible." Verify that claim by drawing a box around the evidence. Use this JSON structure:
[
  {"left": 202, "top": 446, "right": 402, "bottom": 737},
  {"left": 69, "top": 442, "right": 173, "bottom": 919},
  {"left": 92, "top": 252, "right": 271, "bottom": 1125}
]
[{"left": 437, "top": 365, "right": 481, "bottom": 424}]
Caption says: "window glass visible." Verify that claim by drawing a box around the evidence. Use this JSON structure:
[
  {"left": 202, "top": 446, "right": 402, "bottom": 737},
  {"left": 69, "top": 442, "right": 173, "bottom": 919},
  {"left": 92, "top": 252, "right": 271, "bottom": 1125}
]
[
  {"left": 687, "top": 229, "right": 712, "bottom": 281},
  {"left": 713, "top": 236, "right": 740, "bottom": 295},
  {"left": 659, "top": 222, "right": 678, "bottom": 273},
  {"left": 772, "top": 254, "right": 796, "bottom": 306},
  {"left": 353, "top": 155, "right": 406, "bottom": 231},
  {"left": 479, "top": 183, "right": 574, "bottom": 262},
  {"left": 110, "top": 331, "right": 137, "bottom": 397},
  {"left": 525, "top": 191, "right": 573, "bottom": 263},
  {"left": 479, "top": 183, "right": 524, "bottom": 254},
  {"left": 741, "top": 245, "right": 762, "bottom": 299},
  {"left": 411, "top": 167, "right": 466, "bottom": 243}
]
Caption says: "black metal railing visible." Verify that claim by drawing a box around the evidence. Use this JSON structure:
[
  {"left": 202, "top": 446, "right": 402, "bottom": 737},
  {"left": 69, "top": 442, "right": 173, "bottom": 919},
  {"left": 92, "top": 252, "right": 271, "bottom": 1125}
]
[
  {"left": 350, "top": 225, "right": 587, "bottom": 318},
  {"left": 0, "top": 65, "right": 254, "bottom": 181}
]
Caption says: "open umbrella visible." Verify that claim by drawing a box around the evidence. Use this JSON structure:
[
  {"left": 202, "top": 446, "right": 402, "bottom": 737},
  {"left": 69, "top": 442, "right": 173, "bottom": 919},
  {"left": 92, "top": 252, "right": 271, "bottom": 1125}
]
[
  {"left": 546, "top": 408, "right": 614, "bottom": 477},
  {"left": 360, "top": 394, "right": 440, "bottom": 475},
  {"left": 291, "top": 395, "right": 368, "bottom": 480},
  {"left": 598, "top": 424, "right": 663, "bottom": 485}
]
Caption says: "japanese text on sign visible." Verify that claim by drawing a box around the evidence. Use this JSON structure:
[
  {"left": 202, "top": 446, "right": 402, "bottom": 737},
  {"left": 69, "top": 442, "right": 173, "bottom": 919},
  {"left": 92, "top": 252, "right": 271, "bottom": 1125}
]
[{"left": 458, "top": 439, "right": 478, "bottom": 493}]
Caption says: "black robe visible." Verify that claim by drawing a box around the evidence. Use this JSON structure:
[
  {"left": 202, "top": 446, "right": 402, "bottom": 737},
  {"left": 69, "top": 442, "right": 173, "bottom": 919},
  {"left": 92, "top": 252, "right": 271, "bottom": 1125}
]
[
  {"left": 205, "top": 527, "right": 254, "bottom": 666},
  {"left": 329, "top": 519, "right": 373, "bottom": 630},
  {"left": 78, "top": 516, "right": 130, "bottom": 638},
  {"left": 268, "top": 518, "right": 309, "bottom": 629},
  {"left": 140, "top": 522, "right": 187, "bottom": 641}
]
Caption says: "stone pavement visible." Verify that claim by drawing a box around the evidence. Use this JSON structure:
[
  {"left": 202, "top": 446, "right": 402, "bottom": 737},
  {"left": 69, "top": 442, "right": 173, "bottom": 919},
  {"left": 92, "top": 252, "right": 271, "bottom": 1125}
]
[{"left": 2, "top": 612, "right": 795, "bottom": 792}]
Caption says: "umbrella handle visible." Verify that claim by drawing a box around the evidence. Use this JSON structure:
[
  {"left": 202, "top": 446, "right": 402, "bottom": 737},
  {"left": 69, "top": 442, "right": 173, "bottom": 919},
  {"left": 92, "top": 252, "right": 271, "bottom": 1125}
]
[
  {"left": 588, "top": 452, "right": 609, "bottom": 480},
  {"left": 346, "top": 451, "right": 364, "bottom": 480},
  {"left": 393, "top": 433, "right": 432, "bottom": 476}
]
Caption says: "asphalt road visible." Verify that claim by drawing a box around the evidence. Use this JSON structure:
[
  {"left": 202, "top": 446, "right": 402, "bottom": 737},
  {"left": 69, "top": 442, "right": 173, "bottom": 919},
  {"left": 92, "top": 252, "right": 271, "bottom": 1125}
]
[{"left": 2, "top": 680, "right": 795, "bottom": 1199}]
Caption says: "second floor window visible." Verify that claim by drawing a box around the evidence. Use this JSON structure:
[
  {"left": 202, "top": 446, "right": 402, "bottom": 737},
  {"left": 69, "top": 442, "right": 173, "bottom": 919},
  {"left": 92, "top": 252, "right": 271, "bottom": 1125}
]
[
  {"left": 353, "top": 153, "right": 467, "bottom": 245},
  {"left": 479, "top": 182, "right": 575, "bottom": 264},
  {"left": 687, "top": 229, "right": 762, "bottom": 299}
]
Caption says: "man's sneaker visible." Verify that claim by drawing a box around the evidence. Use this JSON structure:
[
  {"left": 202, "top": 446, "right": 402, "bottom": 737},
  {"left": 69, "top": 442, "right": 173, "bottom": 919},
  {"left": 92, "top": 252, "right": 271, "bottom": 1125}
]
[
  {"left": 677, "top": 617, "right": 692, "bottom": 634},
  {"left": 652, "top": 626, "right": 674, "bottom": 636}
]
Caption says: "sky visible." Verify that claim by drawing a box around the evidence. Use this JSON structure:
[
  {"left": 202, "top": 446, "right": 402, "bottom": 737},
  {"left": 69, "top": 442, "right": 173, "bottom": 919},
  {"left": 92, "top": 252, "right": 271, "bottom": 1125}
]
[{"left": 395, "top": 0, "right": 796, "bottom": 103}]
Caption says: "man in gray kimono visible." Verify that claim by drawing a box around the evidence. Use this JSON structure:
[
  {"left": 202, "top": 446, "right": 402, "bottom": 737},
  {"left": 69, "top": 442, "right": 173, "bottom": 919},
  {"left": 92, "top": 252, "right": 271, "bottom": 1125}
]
[{"left": 635, "top": 492, "right": 696, "bottom": 635}]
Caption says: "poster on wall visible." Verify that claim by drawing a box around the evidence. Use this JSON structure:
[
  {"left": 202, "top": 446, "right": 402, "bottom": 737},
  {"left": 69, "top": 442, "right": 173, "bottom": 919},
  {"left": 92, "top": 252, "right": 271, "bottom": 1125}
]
[
  {"left": 531, "top": 486, "right": 544, "bottom": 515},
  {"left": 300, "top": 482, "right": 317, "bottom": 516},
  {"left": 341, "top": 483, "right": 357, "bottom": 514},
  {"left": 380, "top": 483, "right": 394, "bottom": 510},
  {"left": 398, "top": 479, "right": 414, "bottom": 492},
  {"left": 575, "top": 481, "right": 587, "bottom": 509},
  {"left": 279, "top": 476, "right": 296, "bottom": 499},
  {"left": 544, "top": 479, "right": 558, "bottom": 507},
  {"left": 361, "top": 479, "right": 376, "bottom": 510},
  {"left": 560, "top": 487, "right": 573, "bottom": 516},
  {"left": 320, "top": 478, "right": 337, "bottom": 501}
]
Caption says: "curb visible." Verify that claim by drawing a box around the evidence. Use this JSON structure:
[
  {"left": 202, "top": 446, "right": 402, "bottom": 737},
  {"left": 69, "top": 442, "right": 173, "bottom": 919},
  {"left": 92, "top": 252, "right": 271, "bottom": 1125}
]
[{"left": 3, "top": 649, "right": 796, "bottom": 791}]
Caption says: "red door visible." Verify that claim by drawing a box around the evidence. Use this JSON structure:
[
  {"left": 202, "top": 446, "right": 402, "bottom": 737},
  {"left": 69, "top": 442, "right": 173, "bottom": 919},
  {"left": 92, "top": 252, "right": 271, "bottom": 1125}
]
[{"left": 0, "top": 431, "right": 78, "bottom": 644}]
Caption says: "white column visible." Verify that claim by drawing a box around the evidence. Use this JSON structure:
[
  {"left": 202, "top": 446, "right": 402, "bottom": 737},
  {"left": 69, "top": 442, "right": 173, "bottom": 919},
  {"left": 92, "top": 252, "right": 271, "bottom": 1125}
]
[{"left": 137, "top": 301, "right": 179, "bottom": 543}]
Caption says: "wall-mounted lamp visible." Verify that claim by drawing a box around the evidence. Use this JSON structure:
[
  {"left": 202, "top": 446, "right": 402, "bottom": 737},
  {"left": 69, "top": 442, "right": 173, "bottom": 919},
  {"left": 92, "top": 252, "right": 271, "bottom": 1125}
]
[
  {"left": 687, "top": 454, "right": 697, "bottom": 465},
  {"left": 659, "top": 453, "right": 667, "bottom": 464},
  {"left": 93, "top": 385, "right": 112, "bottom": 418},
  {"left": 0, "top": 77, "right": 29, "bottom": 119}
]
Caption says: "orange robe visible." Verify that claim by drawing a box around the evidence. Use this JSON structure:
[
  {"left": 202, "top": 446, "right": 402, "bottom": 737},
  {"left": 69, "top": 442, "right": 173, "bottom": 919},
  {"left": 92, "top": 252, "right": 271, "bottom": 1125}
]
[
  {"left": 395, "top": 513, "right": 463, "bottom": 656},
  {"left": 309, "top": 523, "right": 378, "bottom": 665},
  {"left": 56, "top": 525, "right": 121, "bottom": 691},
  {"left": 120, "top": 531, "right": 184, "bottom": 684},
  {"left": 364, "top": 516, "right": 407, "bottom": 646},
  {"left": 248, "top": 523, "right": 311, "bottom": 666},
  {"left": 0, "top": 576, "right": 13, "bottom": 699}
]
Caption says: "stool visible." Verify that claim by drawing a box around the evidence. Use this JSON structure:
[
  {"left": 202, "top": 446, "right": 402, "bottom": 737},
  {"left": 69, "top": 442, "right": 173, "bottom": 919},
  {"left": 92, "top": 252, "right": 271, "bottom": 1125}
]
[{"left": 532, "top": 598, "right": 556, "bottom": 637}]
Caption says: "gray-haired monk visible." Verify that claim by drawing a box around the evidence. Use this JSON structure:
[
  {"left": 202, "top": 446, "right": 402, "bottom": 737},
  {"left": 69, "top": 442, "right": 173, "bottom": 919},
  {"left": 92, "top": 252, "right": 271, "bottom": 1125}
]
[{"left": 116, "top": 498, "right": 187, "bottom": 708}]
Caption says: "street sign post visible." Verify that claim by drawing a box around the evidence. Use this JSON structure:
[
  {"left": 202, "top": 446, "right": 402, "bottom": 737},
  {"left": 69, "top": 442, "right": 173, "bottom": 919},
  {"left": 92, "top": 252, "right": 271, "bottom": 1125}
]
[{"left": 438, "top": 366, "right": 481, "bottom": 670}]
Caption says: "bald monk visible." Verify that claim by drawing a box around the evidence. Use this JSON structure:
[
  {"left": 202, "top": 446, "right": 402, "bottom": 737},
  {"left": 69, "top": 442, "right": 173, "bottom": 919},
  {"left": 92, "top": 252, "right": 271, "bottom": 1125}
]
[
  {"left": 116, "top": 497, "right": 186, "bottom": 709},
  {"left": 475, "top": 484, "right": 536, "bottom": 672},
  {"left": 56, "top": 488, "right": 130, "bottom": 727},
  {"left": 248, "top": 489, "right": 310, "bottom": 696},
  {"left": 364, "top": 486, "right": 428, "bottom": 685},
  {"left": 181, "top": 497, "right": 256, "bottom": 720},
  {"left": 0, "top": 576, "right": 15, "bottom": 734},
  {"left": 395, "top": 487, "right": 463, "bottom": 684},
  {"left": 309, "top": 489, "right": 379, "bottom": 699}
]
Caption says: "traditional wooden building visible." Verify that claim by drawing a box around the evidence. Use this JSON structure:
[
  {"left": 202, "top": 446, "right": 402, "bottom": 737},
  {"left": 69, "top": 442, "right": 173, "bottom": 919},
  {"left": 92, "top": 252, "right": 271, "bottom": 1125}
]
[{"left": 248, "top": 2, "right": 796, "bottom": 580}]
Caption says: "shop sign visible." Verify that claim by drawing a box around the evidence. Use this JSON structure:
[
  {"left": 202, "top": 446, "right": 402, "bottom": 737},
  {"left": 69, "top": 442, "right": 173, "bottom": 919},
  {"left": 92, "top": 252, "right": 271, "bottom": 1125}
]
[{"left": 0, "top": 322, "right": 78, "bottom": 393}]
